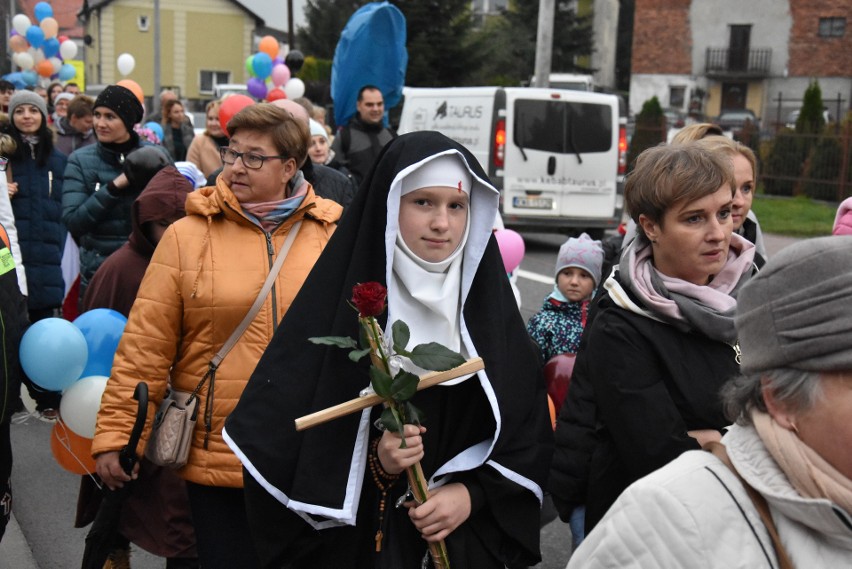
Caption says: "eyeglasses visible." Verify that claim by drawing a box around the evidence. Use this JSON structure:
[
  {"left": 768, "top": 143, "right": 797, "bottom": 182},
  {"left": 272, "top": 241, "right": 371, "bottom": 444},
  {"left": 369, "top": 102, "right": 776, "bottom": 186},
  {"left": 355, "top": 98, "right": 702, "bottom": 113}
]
[
  {"left": 219, "top": 147, "right": 288, "bottom": 170},
  {"left": 0, "top": 157, "right": 8, "bottom": 172}
]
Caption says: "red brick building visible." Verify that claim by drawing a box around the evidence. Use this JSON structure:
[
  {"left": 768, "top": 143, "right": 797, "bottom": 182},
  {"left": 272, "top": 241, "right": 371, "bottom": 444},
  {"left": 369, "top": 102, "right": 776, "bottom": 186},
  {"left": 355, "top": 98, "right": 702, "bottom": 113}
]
[{"left": 630, "top": 0, "right": 851, "bottom": 127}]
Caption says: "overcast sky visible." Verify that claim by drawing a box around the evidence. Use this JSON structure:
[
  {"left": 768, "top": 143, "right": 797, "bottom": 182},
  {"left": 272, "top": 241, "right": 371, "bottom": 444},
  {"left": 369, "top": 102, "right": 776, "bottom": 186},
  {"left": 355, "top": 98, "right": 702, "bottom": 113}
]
[{"left": 242, "top": 0, "right": 308, "bottom": 32}]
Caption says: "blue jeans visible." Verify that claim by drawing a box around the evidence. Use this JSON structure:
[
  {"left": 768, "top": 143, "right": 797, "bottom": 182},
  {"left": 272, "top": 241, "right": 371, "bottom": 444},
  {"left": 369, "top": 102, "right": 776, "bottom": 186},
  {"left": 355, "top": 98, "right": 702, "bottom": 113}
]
[{"left": 569, "top": 505, "right": 586, "bottom": 548}]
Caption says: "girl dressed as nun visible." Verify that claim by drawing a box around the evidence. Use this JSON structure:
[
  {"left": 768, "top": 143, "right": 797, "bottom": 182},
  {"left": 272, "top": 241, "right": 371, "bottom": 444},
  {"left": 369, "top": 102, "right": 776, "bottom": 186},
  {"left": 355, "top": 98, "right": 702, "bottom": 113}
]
[{"left": 225, "top": 131, "right": 553, "bottom": 568}]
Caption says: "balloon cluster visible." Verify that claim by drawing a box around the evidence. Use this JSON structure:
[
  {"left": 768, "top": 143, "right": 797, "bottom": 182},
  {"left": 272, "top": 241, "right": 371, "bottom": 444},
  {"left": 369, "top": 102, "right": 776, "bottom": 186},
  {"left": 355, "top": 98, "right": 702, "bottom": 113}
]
[
  {"left": 19, "top": 309, "right": 128, "bottom": 475},
  {"left": 7, "top": 3, "right": 77, "bottom": 86},
  {"left": 245, "top": 37, "right": 306, "bottom": 102}
]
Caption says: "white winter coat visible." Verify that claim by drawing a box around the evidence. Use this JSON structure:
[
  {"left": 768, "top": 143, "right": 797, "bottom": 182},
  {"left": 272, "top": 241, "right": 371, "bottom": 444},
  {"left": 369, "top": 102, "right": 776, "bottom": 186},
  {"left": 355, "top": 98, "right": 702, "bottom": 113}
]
[{"left": 568, "top": 423, "right": 852, "bottom": 568}]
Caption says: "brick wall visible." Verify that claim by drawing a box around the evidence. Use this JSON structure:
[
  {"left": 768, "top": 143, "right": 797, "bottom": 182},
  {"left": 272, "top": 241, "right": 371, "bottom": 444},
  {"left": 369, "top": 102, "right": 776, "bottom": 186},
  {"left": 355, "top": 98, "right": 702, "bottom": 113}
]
[
  {"left": 631, "top": 0, "right": 692, "bottom": 75},
  {"left": 788, "top": 0, "right": 852, "bottom": 76}
]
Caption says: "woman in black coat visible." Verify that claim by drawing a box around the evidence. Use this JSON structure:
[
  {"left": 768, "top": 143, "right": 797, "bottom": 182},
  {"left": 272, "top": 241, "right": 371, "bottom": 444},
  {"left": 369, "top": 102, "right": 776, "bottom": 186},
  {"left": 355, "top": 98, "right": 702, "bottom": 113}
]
[
  {"left": 3, "top": 90, "right": 66, "bottom": 322},
  {"left": 549, "top": 141, "right": 759, "bottom": 535}
]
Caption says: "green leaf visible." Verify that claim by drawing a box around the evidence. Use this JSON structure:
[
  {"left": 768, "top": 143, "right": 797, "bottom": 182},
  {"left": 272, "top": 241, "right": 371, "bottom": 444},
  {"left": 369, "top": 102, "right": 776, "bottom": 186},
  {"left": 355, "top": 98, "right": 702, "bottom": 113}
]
[
  {"left": 390, "top": 370, "right": 419, "bottom": 402},
  {"left": 408, "top": 342, "right": 466, "bottom": 371},
  {"left": 358, "top": 324, "right": 369, "bottom": 350},
  {"left": 391, "top": 320, "right": 411, "bottom": 354},
  {"left": 308, "top": 336, "right": 358, "bottom": 349},
  {"left": 404, "top": 401, "right": 425, "bottom": 426},
  {"left": 348, "top": 348, "right": 371, "bottom": 363},
  {"left": 370, "top": 366, "right": 393, "bottom": 399},
  {"left": 381, "top": 406, "right": 402, "bottom": 439}
]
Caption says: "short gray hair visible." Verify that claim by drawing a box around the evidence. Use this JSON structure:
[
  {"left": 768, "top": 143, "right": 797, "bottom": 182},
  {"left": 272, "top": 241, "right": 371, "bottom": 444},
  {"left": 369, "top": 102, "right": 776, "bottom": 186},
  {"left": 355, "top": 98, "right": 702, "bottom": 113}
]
[{"left": 721, "top": 368, "right": 823, "bottom": 425}]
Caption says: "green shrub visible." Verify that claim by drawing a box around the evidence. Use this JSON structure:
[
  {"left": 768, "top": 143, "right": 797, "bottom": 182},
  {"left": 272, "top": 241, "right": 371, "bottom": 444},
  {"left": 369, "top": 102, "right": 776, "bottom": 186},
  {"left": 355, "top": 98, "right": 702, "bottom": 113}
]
[{"left": 627, "top": 96, "right": 665, "bottom": 172}]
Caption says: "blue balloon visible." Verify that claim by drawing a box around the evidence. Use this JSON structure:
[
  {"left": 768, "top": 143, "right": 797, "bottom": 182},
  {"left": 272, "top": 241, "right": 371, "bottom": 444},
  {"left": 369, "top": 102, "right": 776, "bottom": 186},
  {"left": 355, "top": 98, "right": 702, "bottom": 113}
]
[
  {"left": 34, "top": 1, "right": 54, "bottom": 22},
  {"left": 21, "top": 70, "right": 38, "bottom": 86},
  {"left": 25, "top": 26, "right": 45, "bottom": 48},
  {"left": 42, "top": 37, "right": 60, "bottom": 58},
  {"left": 73, "top": 309, "right": 127, "bottom": 378},
  {"left": 144, "top": 121, "right": 164, "bottom": 142},
  {"left": 20, "top": 318, "right": 88, "bottom": 391},
  {"left": 58, "top": 63, "right": 76, "bottom": 81},
  {"left": 252, "top": 52, "right": 273, "bottom": 80}
]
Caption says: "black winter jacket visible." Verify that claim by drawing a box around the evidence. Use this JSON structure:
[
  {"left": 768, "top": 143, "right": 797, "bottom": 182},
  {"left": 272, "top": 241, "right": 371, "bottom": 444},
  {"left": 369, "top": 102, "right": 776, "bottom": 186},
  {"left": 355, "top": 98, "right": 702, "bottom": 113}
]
[
  {"left": 549, "top": 272, "right": 741, "bottom": 530},
  {"left": 0, "top": 225, "right": 31, "bottom": 425},
  {"left": 10, "top": 147, "right": 66, "bottom": 310},
  {"left": 330, "top": 114, "right": 395, "bottom": 185}
]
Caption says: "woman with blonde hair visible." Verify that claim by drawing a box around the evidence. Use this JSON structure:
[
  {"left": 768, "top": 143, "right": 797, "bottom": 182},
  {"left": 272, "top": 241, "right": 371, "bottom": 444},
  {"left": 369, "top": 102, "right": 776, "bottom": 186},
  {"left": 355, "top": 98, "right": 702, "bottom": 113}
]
[
  {"left": 187, "top": 99, "right": 229, "bottom": 178},
  {"left": 673, "top": 124, "right": 766, "bottom": 267}
]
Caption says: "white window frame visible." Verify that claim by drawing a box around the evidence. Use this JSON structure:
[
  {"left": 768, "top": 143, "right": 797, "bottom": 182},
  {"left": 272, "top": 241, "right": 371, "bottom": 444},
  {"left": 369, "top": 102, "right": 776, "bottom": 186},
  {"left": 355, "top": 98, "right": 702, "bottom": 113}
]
[{"left": 199, "top": 71, "right": 231, "bottom": 96}]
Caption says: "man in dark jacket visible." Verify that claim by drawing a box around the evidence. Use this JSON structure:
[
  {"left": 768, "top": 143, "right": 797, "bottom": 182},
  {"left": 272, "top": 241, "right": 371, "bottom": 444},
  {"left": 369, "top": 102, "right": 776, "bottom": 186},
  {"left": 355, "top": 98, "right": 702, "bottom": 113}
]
[
  {"left": 330, "top": 85, "right": 395, "bottom": 186},
  {"left": 54, "top": 95, "right": 95, "bottom": 157}
]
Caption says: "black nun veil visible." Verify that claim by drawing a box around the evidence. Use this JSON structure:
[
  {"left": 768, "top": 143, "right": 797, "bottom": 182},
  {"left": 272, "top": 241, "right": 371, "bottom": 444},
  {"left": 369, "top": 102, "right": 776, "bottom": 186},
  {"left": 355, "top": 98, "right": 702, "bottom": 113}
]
[{"left": 224, "top": 132, "right": 553, "bottom": 568}]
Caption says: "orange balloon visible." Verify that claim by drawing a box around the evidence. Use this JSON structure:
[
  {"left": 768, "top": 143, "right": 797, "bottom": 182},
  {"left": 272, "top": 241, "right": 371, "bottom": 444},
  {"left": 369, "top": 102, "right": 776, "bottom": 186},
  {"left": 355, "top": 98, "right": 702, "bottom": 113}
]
[
  {"left": 116, "top": 79, "right": 144, "bottom": 105},
  {"left": 9, "top": 35, "right": 28, "bottom": 53},
  {"left": 36, "top": 59, "right": 54, "bottom": 78},
  {"left": 40, "top": 17, "right": 59, "bottom": 39},
  {"left": 258, "top": 35, "right": 279, "bottom": 59},
  {"left": 548, "top": 395, "right": 557, "bottom": 431},
  {"left": 51, "top": 421, "right": 97, "bottom": 475}
]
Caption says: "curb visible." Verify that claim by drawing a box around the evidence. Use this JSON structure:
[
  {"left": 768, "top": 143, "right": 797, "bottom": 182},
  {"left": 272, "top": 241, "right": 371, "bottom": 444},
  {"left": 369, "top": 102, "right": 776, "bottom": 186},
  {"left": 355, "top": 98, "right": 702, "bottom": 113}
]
[{"left": 0, "top": 512, "right": 39, "bottom": 569}]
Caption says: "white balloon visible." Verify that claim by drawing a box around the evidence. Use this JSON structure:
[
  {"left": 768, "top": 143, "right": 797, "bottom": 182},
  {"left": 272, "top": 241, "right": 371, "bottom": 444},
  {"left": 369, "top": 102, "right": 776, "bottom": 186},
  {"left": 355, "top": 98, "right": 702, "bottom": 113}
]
[
  {"left": 12, "top": 14, "right": 32, "bottom": 35},
  {"left": 59, "top": 375, "right": 108, "bottom": 439},
  {"left": 17, "top": 52, "right": 34, "bottom": 70},
  {"left": 49, "top": 57, "right": 62, "bottom": 74},
  {"left": 32, "top": 48, "right": 44, "bottom": 64},
  {"left": 59, "top": 40, "right": 78, "bottom": 60},
  {"left": 116, "top": 53, "right": 135, "bottom": 77},
  {"left": 283, "top": 77, "right": 305, "bottom": 100}
]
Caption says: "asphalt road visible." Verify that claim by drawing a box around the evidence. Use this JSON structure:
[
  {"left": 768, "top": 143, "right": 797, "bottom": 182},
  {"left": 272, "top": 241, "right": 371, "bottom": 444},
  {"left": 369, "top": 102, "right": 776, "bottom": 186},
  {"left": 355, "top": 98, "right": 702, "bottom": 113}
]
[{"left": 2, "top": 230, "right": 799, "bottom": 569}]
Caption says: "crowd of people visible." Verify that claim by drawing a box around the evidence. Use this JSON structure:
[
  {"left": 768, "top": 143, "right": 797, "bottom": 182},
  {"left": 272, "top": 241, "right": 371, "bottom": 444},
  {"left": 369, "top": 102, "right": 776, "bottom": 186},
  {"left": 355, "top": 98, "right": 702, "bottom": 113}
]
[{"left": 0, "top": 76, "right": 850, "bottom": 569}]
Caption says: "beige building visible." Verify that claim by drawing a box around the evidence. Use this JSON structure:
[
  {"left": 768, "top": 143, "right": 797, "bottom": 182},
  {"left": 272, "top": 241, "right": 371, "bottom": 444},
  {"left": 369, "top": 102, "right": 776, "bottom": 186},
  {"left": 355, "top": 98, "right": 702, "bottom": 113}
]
[{"left": 79, "top": 0, "right": 264, "bottom": 104}]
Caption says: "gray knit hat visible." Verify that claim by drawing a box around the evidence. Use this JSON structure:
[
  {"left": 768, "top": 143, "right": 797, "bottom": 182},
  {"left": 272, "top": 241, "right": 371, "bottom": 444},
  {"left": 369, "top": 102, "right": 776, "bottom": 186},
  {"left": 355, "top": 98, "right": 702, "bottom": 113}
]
[
  {"left": 736, "top": 236, "right": 852, "bottom": 373},
  {"left": 9, "top": 90, "right": 48, "bottom": 120},
  {"left": 555, "top": 232, "right": 604, "bottom": 287}
]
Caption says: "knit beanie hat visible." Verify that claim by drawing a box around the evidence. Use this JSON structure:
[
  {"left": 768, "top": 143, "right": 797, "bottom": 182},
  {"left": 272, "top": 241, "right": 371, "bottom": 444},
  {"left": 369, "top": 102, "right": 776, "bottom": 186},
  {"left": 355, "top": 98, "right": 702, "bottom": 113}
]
[
  {"left": 736, "top": 236, "right": 852, "bottom": 373},
  {"left": 555, "top": 232, "right": 604, "bottom": 287},
  {"left": 309, "top": 119, "right": 328, "bottom": 142},
  {"left": 94, "top": 85, "right": 144, "bottom": 133},
  {"left": 53, "top": 92, "right": 75, "bottom": 106},
  {"left": 9, "top": 90, "right": 47, "bottom": 120}
]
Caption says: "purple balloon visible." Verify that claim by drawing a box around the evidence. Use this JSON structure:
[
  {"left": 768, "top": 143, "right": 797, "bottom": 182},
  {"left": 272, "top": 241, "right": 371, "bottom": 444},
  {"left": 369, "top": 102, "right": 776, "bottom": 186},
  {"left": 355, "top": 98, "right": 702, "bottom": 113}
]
[
  {"left": 246, "top": 77, "right": 268, "bottom": 100},
  {"left": 10, "top": 30, "right": 19, "bottom": 37}
]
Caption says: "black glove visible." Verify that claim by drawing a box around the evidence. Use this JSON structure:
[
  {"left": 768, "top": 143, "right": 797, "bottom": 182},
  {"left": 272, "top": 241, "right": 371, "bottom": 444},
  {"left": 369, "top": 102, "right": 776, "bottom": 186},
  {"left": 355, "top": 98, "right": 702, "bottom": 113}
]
[{"left": 123, "top": 146, "right": 172, "bottom": 193}]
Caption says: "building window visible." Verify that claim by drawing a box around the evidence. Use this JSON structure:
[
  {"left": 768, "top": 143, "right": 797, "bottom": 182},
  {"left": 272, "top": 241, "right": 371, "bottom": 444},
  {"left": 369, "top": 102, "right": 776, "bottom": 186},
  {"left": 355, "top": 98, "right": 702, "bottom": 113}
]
[
  {"left": 200, "top": 71, "right": 231, "bottom": 95},
  {"left": 818, "top": 17, "right": 846, "bottom": 38},
  {"left": 137, "top": 15, "right": 149, "bottom": 32},
  {"left": 669, "top": 86, "right": 686, "bottom": 109}
]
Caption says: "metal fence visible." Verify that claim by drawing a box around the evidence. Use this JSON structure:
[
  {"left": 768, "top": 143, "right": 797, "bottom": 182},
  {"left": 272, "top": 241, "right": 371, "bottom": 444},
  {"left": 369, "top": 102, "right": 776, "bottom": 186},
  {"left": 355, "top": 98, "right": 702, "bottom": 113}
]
[{"left": 752, "top": 125, "right": 852, "bottom": 202}]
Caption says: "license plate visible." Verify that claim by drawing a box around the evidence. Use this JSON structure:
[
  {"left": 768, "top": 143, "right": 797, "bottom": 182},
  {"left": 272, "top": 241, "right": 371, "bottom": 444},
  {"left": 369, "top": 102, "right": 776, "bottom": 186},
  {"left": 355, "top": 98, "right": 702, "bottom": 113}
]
[{"left": 513, "top": 197, "right": 553, "bottom": 209}]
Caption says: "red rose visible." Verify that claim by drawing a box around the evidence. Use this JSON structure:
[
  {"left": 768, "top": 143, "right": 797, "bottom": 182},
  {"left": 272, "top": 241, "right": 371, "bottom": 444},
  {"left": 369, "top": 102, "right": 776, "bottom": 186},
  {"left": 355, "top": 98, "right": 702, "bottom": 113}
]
[{"left": 351, "top": 282, "right": 387, "bottom": 317}]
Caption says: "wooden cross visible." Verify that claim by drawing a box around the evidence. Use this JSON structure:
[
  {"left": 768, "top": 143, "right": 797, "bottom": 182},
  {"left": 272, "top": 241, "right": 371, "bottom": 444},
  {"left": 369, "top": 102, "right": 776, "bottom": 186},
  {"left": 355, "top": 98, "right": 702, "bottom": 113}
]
[{"left": 295, "top": 357, "right": 484, "bottom": 431}]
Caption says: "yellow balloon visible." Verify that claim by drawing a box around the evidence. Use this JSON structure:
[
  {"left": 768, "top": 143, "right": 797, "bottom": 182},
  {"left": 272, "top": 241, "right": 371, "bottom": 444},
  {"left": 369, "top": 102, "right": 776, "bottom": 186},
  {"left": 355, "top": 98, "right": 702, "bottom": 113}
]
[{"left": 40, "top": 17, "right": 59, "bottom": 39}]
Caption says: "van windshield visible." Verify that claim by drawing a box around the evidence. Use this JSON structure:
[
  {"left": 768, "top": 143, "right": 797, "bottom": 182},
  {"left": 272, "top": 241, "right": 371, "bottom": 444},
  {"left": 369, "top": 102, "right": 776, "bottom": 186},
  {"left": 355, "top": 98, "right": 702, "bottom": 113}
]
[{"left": 514, "top": 100, "right": 612, "bottom": 154}]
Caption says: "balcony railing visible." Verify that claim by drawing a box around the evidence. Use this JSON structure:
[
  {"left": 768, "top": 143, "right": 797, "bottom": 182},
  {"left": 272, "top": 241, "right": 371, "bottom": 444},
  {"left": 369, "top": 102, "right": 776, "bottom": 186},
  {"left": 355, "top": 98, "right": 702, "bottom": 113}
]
[{"left": 705, "top": 48, "right": 772, "bottom": 77}]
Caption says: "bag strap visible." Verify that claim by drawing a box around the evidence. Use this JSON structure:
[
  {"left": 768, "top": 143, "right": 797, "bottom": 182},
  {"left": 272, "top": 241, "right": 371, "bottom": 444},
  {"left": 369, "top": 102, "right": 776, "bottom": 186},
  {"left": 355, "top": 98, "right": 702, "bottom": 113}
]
[
  {"left": 212, "top": 219, "right": 302, "bottom": 369},
  {"left": 704, "top": 441, "right": 795, "bottom": 569}
]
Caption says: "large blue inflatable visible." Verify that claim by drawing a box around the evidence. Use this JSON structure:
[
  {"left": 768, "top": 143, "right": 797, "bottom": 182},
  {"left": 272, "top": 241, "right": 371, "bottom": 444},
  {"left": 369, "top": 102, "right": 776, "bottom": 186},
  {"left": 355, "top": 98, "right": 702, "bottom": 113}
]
[{"left": 331, "top": 2, "right": 407, "bottom": 129}]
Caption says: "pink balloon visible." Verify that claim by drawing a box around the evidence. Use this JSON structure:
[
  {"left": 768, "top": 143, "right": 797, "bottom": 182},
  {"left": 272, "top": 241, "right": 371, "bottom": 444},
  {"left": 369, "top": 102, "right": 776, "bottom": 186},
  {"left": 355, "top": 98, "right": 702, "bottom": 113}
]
[
  {"left": 270, "top": 63, "right": 291, "bottom": 87},
  {"left": 494, "top": 229, "right": 525, "bottom": 273}
]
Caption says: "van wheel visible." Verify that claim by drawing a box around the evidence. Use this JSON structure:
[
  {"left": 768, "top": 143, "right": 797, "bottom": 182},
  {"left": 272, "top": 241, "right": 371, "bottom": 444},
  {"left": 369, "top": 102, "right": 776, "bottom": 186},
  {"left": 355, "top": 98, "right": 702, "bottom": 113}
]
[{"left": 584, "top": 229, "right": 605, "bottom": 240}]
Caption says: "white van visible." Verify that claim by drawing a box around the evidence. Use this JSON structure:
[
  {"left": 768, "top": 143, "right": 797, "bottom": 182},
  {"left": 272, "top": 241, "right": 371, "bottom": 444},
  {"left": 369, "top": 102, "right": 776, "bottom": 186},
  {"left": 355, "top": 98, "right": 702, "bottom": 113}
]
[{"left": 398, "top": 86, "right": 626, "bottom": 237}]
